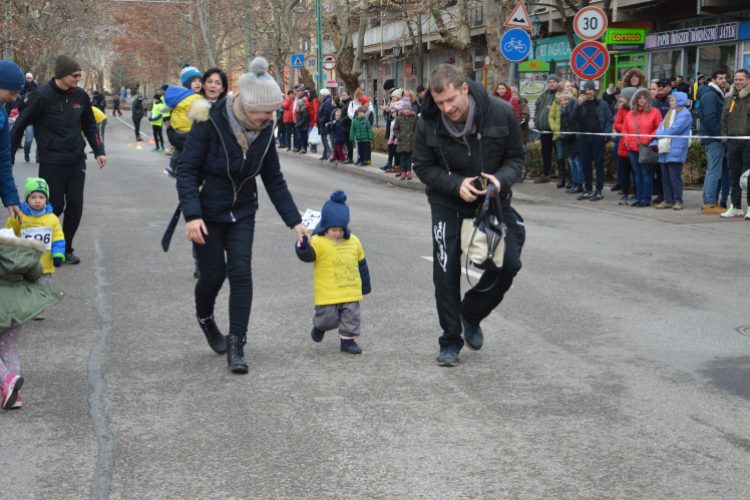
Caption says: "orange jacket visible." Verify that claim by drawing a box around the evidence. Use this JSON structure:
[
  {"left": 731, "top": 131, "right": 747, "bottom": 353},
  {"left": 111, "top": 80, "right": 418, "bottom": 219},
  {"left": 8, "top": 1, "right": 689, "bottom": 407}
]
[
  {"left": 282, "top": 97, "right": 295, "bottom": 124},
  {"left": 614, "top": 107, "right": 631, "bottom": 157}
]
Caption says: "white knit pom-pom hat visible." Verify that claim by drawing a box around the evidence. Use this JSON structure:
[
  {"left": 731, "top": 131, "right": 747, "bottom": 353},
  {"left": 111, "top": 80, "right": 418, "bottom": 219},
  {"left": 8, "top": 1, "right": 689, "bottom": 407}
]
[{"left": 237, "top": 57, "right": 284, "bottom": 112}]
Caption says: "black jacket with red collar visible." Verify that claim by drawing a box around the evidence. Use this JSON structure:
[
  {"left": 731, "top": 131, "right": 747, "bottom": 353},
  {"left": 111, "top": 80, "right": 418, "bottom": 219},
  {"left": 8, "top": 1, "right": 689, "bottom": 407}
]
[{"left": 10, "top": 78, "right": 103, "bottom": 165}]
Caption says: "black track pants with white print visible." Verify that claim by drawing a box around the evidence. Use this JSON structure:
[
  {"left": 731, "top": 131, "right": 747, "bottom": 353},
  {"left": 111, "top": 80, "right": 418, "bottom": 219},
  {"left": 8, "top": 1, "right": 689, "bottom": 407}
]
[{"left": 430, "top": 203, "right": 525, "bottom": 351}]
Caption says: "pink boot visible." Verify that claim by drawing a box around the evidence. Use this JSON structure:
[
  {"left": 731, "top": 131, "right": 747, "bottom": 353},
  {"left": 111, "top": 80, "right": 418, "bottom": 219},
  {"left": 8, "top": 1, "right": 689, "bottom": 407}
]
[
  {"left": 11, "top": 392, "right": 21, "bottom": 409},
  {"left": 1, "top": 373, "right": 23, "bottom": 410}
]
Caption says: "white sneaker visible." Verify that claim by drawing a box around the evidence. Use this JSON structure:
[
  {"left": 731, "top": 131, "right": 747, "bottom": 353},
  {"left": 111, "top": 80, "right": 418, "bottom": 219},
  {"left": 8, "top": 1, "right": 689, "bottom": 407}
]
[{"left": 720, "top": 206, "right": 744, "bottom": 218}]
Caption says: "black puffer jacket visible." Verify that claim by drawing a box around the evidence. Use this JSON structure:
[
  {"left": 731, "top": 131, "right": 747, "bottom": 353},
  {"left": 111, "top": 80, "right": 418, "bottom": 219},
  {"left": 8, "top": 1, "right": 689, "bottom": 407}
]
[
  {"left": 176, "top": 97, "right": 302, "bottom": 227},
  {"left": 10, "top": 78, "right": 103, "bottom": 164},
  {"left": 412, "top": 78, "right": 525, "bottom": 213},
  {"left": 559, "top": 100, "right": 580, "bottom": 157}
]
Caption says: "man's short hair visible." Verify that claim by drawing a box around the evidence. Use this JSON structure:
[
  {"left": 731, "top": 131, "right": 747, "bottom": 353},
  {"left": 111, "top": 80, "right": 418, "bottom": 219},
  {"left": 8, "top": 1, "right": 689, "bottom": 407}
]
[
  {"left": 428, "top": 64, "right": 465, "bottom": 94},
  {"left": 711, "top": 69, "right": 727, "bottom": 81},
  {"left": 677, "top": 75, "right": 683, "bottom": 79},
  {"left": 669, "top": 76, "right": 677, "bottom": 82},
  {"left": 416, "top": 85, "right": 426, "bottom": 93},
  {"left": 736, "top": 69, "right": 750, "bottom": 79},
  {"left": 357, "top": 105, "right": 368, "bottom": 114}
]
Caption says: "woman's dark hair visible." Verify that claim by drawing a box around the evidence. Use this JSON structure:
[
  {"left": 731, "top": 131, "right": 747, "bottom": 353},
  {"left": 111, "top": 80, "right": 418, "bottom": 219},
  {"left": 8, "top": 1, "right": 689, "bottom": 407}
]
[
  {"left": 332, "top": 96, "right": 341, "bottom": 107},
  {"left": 201, "top": 68, "right": 228, "bottom": 100}
]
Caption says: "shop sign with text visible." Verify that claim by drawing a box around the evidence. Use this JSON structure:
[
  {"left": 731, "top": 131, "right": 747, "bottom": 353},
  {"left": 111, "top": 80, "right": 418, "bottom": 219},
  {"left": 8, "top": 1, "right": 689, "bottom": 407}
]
[
  {"left": 645, "top": 23, "right": 737, "bottom": 49},
  {"left": 605, "top": 28, "right": 646, "bottom": 53}
]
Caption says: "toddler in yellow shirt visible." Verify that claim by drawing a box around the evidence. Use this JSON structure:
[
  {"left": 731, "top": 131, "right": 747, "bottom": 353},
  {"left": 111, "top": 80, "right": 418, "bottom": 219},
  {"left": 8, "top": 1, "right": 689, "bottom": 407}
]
[{"left": 296, "top": 191, "right": 371, "bottom": 354}]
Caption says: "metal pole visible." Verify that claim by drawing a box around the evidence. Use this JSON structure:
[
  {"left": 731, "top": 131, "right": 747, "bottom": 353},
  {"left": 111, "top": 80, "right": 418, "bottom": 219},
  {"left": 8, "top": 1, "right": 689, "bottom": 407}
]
[
  {"left": 395, "top": 57, "right": 399, "bottom": 90},
  {"left": 315, "top": 0, "right": 323, "bottom": 89}
]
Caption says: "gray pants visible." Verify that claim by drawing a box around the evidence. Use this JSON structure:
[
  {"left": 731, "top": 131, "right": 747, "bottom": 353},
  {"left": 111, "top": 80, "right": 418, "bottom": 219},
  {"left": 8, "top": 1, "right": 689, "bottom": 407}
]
[{"left": 313, "top": 302, "right": 361, "bottom": 340}]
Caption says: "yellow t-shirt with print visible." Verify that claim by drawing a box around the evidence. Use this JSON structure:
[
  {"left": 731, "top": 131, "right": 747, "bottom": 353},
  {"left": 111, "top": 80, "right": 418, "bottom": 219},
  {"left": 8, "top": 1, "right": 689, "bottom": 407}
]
[{"left": 310, "top": 233, "right": 365, "bottom": 306}]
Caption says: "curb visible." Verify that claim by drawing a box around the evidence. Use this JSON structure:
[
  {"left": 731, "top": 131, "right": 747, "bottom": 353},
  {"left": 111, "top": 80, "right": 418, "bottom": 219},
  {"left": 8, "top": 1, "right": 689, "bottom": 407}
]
[{"left": 279, "top": 148, "right": 426, "bottom": 192}]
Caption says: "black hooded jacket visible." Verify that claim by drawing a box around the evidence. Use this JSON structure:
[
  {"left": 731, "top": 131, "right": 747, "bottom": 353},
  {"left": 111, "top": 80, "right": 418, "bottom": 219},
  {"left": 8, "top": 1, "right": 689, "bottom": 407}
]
[
  {"left": 412, "top": 78, "right": 525, "bottom": 213},
  {"left": 10, "top": 78, "right": 103, "bottom": 164}
]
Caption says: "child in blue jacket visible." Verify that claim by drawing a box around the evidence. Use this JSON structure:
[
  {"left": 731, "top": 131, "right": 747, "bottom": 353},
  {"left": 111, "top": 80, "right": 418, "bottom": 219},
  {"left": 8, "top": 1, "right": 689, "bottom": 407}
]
[{"left": 328, "top": 109, "right": 347, "bottom": 163}]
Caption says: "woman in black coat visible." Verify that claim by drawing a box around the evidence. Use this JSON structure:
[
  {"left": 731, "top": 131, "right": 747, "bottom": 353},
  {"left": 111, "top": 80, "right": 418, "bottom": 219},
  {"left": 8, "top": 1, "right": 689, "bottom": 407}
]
[
  {"left": 131, "top": 94, "right": 144, "bottom": 141},
  {"left": 176, "top": 58, "right": 308, "bottom": 373}
]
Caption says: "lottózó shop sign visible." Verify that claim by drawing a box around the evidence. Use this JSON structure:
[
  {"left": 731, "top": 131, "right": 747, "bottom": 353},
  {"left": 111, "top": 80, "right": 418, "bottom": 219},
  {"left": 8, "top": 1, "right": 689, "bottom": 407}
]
[
  {"left": 645, "top": 23, "right": 737, "bottom": 49},
  {"left": 605, "top": 29, "right": 646, "bottom": 53}
]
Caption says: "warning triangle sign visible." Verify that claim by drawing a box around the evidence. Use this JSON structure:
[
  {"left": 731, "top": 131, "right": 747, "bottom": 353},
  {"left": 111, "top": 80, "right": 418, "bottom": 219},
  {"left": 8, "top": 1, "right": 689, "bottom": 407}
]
[{"left": 504, "top": 1, "right": 532, "bottom": 30}]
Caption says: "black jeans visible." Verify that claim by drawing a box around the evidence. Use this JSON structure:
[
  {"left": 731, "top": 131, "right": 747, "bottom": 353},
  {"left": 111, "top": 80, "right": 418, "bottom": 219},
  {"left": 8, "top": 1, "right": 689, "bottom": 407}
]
[
  {"left": 152, "top": 125, "right": 163, "bottom": 149},
  {"left": 580, "top": 136, "right": 606, "bottom": 192},
  {"left": 387, "top": 143, "right": 401, "bottom": 168},
  {"left": 400, "top": 151, "right": 412, "bottom": 173},
  {"left": 619, "top": 155, "right": 634, "bottom": 196},
  {"left": 540, "top": 133, "right": 554, "bottom": 176},
  {"left": 133, "top": 116, "right": 142, "bottom": 139},
  {"left": 284, "top": 123, "right": 294, "bottom": 149},
  {"left": 357, "top": 141, "right": 371, "bottom": 162},
  {"left": 193, "top": 216, "right": 256, "bottom": 339},
  {"left": 39, "top": 161, "right": 86, "bottom": 255},
  {"left": 430, "top": 203, "right": 525, "bottom": 351},
  {"left": 343, "top": 136, "right": 353, "bottom": 161},
  {"left": 727, "top": 141, "right": 750, "bottom": 209}
]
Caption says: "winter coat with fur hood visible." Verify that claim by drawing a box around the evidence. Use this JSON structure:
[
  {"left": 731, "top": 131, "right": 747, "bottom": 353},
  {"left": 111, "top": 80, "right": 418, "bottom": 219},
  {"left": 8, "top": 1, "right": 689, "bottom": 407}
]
[
  {"left": 175, "top": 97, "right": 302, "bottom": 228},
  {"left": 621, "top": 88, "right": 662, "bottom": 153},
  {"left": 622, "top": 67, "right": 647, "bottom": 89},
  {"left": 721, "top": 83, "right": 750, "bottom": 144},
  {"left": 653, "top": 91, "right": 692, "bottom": 163}
]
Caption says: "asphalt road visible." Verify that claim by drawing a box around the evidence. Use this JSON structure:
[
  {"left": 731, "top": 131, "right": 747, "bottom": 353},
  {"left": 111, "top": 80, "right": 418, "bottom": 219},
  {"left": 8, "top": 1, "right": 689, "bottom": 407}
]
[{"left": 3, "top": 114, "right": 750, "bottom": 499}]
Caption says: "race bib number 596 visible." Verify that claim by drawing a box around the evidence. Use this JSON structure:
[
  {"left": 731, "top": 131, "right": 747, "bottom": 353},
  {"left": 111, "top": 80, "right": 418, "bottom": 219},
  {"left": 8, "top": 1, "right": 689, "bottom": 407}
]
[{"left": 21, "top": 226, "right": 53, "bottom": 250}]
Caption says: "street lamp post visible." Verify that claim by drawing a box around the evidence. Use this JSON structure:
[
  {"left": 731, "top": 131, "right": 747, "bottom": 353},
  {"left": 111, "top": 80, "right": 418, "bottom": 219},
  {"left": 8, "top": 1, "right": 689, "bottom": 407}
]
[
  {"left": 393, "top": 42, "right": 402, "bottom": 90},
  {"left": 316, "top": 0, "right": 324, "bottom": 89},
  {"left": 531, "top": 14, "right": 542, "bottom": 59}
]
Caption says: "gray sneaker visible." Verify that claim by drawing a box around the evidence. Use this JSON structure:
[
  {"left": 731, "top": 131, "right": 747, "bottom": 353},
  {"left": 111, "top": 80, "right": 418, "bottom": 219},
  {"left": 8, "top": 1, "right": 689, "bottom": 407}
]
[
  {"left": 460, "top": 315, "right": 483, "bottom": 351},
  {"left": 436, "top": 348, "right": 460, "bottom": 367},
  {"left": 589, "top": 190, "right": 603, "bottom": 202},
  {"left": 577, "top": 191, "right": 593, "bottom": 201},
  {"left": 618, "top": 195, "right": 629, "bottom": 205}
]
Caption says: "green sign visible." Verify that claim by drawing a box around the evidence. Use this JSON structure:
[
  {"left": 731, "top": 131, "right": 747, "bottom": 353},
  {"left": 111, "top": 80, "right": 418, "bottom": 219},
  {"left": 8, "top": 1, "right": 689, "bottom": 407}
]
[
  {"left": 534, "top": 35, "right": 580, "bottom": 62},
  {"left": 605, "top": 28, "right": 646, "bottom": 53},
  {"left": 518, "top": 60, "right": 551, "bottom": 72}
]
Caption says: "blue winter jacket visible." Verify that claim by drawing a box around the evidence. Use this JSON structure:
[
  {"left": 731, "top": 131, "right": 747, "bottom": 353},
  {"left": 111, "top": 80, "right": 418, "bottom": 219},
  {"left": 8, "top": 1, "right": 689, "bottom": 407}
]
[
  {"left": 652, "top": 92, "right": 692, "bottom": 164},
  {"left": 0, "top": 106, "right": 20, "bottom": 207},
  {"left": 697, "top": 83, "right": 724, "bottom": 145},
  {"left": 176, "top": 97, "right": 302, "bottom": 227},
  {"left": 329, "top": 120, "right": 346, "bottom": 144},
  {"left": 317, "top": 96, "right": 333, "bottom": 132}
]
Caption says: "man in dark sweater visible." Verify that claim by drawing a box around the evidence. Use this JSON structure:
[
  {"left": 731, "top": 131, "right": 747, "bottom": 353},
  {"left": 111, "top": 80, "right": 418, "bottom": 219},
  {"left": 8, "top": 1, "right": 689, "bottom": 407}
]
[
  {"left": 651, "top": 78, "right": 672, "bottom": 203},
  {"left": 10, "top": 55, "right": 106, "bottom": 265},
  {"left": 571, "top": 80, "right": 613, "bottom": 202}
]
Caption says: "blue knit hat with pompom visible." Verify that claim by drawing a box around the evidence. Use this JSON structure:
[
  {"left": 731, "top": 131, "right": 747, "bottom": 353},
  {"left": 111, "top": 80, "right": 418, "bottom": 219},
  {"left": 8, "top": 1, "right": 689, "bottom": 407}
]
[{"left": 315, "top": 190, "right": 350, "bottom": 239}]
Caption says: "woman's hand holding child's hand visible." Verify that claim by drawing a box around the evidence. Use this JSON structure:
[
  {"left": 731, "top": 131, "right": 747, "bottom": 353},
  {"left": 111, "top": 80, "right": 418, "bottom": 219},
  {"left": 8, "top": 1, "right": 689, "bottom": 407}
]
[{"left": 299, "top": 235, "right": 310, "bottom": 248}]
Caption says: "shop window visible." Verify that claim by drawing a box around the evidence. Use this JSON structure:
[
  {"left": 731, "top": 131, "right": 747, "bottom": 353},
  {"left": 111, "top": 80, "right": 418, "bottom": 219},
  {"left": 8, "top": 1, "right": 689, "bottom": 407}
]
[
  {"left": 684, "top": 19, "right": 700, "bottom": 29},
  {"left": 668, "top": 21, "right": 683, "bottom": 31},
  {"left": 698, "top": 45, "right": 736, "bottom": 82},
  {"left": 651, "top": 50, "right": 682, "bottom": 81},
  {"left": 685, "top": 47, "right": 697, "bottom": 83}
]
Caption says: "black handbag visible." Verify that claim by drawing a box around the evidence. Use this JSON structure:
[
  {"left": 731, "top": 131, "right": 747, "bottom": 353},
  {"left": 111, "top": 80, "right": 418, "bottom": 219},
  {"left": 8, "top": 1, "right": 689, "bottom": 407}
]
[{"left": 635, "top": 113, "right": 659, "bottom": 164}]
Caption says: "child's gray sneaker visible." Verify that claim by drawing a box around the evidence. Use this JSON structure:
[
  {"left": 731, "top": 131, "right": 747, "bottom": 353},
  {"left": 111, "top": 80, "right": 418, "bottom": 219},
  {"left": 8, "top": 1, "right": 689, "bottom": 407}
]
[
  {"left": 311, "top": 327, "right": 325, "bottom": 343},
  {"left": 340, "top": 339, "right": 362, "bottom": 354},
  {"left": 436, "top": 348, "right": 460, "bottom": 367},
  {"left": 460, "top": 315, "right": 484, "bottom": 351}
]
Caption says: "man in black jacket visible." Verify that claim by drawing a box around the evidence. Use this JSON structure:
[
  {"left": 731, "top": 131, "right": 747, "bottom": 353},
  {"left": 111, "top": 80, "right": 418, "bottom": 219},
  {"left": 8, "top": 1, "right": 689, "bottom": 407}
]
[
  {"left": 10, "top": 55, "right": 106, "bottom": 264},
  {"left": 412, "top": 64, "right": 526, "bottom": 367}
]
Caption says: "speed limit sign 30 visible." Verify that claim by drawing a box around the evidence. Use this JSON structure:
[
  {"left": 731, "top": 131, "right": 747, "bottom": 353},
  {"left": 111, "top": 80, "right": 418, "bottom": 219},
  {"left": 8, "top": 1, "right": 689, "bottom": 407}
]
[{"left": 574, "top": 6, "right": 607, "bottom": 41}]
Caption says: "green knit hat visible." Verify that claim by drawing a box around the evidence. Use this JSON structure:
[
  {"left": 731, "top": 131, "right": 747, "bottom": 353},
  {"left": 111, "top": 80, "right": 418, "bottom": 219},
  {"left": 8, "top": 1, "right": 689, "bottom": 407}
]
[{"left": 24, "top": 177, "right": 49, "bottom": 201}]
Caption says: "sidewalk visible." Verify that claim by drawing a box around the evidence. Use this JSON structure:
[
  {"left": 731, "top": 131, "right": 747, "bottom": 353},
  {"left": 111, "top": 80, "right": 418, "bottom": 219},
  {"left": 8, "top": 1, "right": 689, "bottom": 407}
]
[{"left": 279, "top": 147, "right": 426, "bottom": 191}]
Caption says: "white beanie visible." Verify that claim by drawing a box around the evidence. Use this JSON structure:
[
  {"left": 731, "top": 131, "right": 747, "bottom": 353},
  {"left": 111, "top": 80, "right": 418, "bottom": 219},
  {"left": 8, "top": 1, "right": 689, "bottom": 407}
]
[{"left": 237, "top": 57, "right": 284, "bottom": 112}]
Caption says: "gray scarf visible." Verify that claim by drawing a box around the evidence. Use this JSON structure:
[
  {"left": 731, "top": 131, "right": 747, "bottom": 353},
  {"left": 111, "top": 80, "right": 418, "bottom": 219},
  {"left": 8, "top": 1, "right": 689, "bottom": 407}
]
[
  {"left": 441, "top": 94, "right": 477, "bottom": 148},
  {"left": 226, "top": 94, "right": 270, "bottom": 152}
]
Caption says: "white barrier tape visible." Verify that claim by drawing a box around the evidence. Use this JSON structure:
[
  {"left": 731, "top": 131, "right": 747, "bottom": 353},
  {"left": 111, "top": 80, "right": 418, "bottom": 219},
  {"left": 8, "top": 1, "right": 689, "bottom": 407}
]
[{"left": 530, "top": 128, "right": 750, "bottom": 141}]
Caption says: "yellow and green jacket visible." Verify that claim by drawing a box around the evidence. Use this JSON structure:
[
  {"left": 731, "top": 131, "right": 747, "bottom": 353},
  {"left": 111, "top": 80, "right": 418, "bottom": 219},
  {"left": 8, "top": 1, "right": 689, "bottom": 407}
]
[
  {"left": 163, "top": 87, "right": 204, "bottom": 132},
  {"left": 5, "top": 202, "right": 65, "bottom": 274},
  {"left": 149, "top": 101, "right": 168, "bottom": 127}
]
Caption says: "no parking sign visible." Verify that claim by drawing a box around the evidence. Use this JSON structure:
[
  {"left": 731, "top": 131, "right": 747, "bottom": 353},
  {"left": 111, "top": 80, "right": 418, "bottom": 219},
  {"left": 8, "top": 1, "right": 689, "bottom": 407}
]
[{"left": 570, "top": 41, "right": 610, "bottom": 81}]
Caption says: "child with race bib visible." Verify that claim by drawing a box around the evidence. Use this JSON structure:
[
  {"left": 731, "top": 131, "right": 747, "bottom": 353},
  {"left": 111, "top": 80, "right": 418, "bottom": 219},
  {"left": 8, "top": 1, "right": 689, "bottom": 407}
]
[{"left": 5, "top": 178, "right": 65, "bottom": 319}]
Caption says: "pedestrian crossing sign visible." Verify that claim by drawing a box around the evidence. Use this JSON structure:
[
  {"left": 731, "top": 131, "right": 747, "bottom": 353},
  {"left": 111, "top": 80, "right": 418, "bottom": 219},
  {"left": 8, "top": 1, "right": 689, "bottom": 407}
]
[{"left": 291, "top": 54, "right": 305, "bottom": 69}]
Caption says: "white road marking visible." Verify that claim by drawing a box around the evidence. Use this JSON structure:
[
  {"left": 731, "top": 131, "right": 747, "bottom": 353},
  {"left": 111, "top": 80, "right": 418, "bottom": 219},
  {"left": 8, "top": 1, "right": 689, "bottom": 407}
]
[{"left": 421, "top": 256, "right": 483, "bottom": 279}]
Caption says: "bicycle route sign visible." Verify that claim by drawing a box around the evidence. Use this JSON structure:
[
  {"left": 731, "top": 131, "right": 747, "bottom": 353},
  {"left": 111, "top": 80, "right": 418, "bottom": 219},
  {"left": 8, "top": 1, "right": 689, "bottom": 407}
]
[
  {"left": 501, "top": 28, "right": 531, "bottom": 62},
  {"left": 574, "top": 6, "right": 608, "bottom": 41},
  {"left": 570, "top": 40, "right": 610, "bottom": 80}
]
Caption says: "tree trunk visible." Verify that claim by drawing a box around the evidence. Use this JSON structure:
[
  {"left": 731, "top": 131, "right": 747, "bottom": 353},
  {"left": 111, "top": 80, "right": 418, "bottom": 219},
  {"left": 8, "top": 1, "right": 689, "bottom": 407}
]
[
  {"left": 405, "top": 11, "right": 425, "bottom": 87},
  {"left": 484, "top": 0, "right": 510, "bottom": 89},
  {"left": 336, "top": 1, "right": 367, "bottom": 94}
]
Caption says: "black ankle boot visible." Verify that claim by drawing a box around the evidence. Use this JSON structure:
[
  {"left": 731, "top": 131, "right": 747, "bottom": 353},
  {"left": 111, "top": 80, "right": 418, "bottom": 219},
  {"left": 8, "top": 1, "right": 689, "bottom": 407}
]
[
  {"left": 556, "top": 158, "right": 566, "bottom": 188},
  {"left": 197, "top": 315, "right": 227, "bottom": 354},
  {"left": 226, "top": 335, "right": 249, "bottom": 373}
]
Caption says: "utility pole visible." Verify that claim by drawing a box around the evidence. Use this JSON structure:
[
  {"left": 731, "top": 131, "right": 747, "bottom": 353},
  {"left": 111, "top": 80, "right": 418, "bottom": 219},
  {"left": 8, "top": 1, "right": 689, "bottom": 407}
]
[
  {"left": 315, "top": 0, "right": 323, "bottom": 89},
  {"left": 246, "top": 0, "right": 253, "bottom": 68}
]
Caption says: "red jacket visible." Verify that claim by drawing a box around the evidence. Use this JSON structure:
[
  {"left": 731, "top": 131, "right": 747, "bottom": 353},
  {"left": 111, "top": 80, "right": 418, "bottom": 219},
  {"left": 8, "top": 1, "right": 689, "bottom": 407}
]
[
  {"left": 621, "top": 106, "right": 662, "bottom": 153},
  {"left": 282, "top": 97, "right": 295, "bottom": 124},
  {"left": 494, "top": 89, "right": 521, "bottom": 121},
  {"left": 614, "top": 107, "right": 631, "bottom": 157},
  {"left": 306, "top": 98, "right": 320, "bottom": 128}
]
